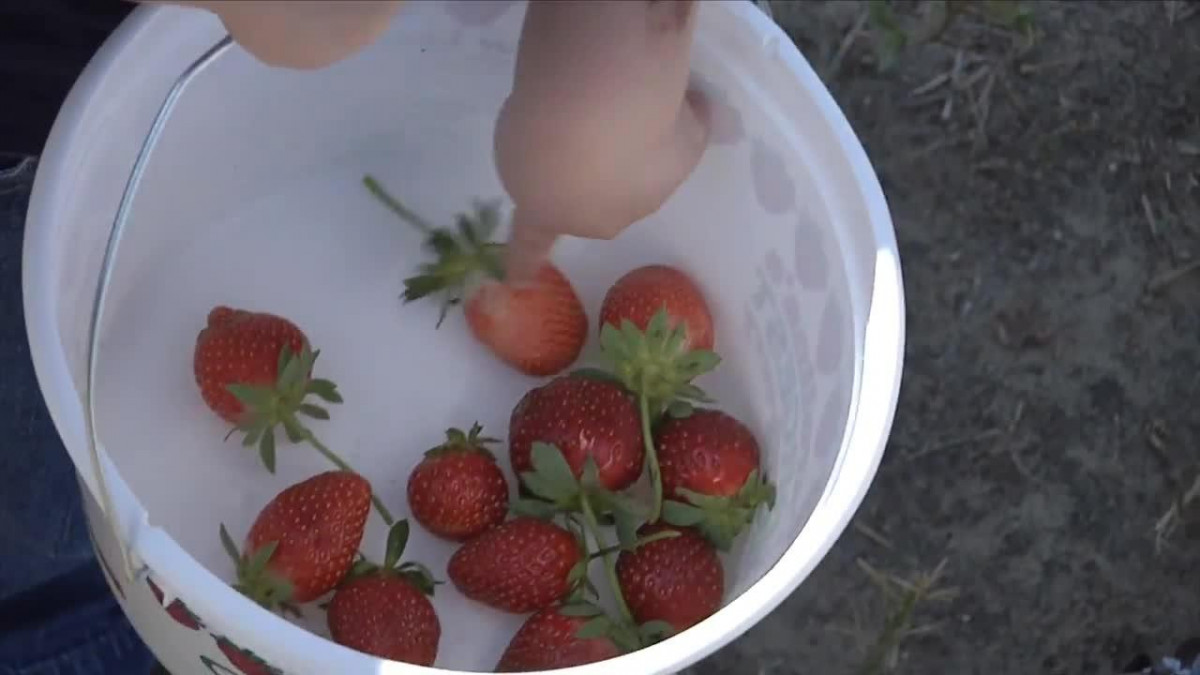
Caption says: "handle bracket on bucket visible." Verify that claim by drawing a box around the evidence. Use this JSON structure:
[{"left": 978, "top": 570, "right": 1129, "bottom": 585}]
[{"left": 82, "top": 33, "right": 236, "bottom": 583}]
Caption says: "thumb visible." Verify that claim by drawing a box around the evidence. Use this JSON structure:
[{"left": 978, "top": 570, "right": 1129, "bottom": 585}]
[
  {"left": 617, "top": 87, "right": 711, "bottom": 228},
  {"left": 504, "top": 210, "right": 558, "bottom": 284},
  {"left": 149, "top": 1, "right": 403, "bottom": 70},
  {"left": 637, "top": 88, "right": 711, "bottom": 216}
]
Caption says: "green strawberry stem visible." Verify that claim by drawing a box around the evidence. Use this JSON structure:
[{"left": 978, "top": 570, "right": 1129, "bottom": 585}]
[
  {"left": 662, "top": 470, "right": 776, "bottom": 551},
  {"left": 578, "top": 492, "right": 634, "bottom": 626},
  {"left": 340, "top": 520, "right": 440, "bottom": 595},
  {"left": 226, "top": 344, "right": 394, "bottom": 527},
  {"left": 301, "top": 432, "right": 395, "bottom": 527},
  {"left": 585, "top": 529, "right": 679, "bottom": 561},
  {"left": 597, "top": 311, "right": 722, "bottom": 523},
  {"left": 361, "top": 174, "right": 507, "bottom": 322},
  {"left": 516, "top": 444, "right": 651, "bottom": 622},
  {"left": 362, "top": 174, "right": 436, "bottom": 234},
  {"left": 639, "top": 392, "right": 664, "bottom": 523},
  {"left": 220, "top": 523, "right": 298, "bottom": 614}
]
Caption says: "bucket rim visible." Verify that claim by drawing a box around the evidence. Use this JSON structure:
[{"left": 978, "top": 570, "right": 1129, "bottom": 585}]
[{"left": 22, "top": 1, "right": 905, "bottom": 673}]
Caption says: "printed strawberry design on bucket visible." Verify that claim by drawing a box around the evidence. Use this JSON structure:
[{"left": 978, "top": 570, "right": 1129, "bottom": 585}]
[
  {"left": 201, "top": 655, "right": 238, "bottom": 674},
  {"left": 215, "top": 636, "right": 283, "bottom": 675},
  {"left": 751, "top": 138, "right": 796, "bottom": 215},
  {"left": 147, "top": 577, "right": 204, "bottom": 630}
]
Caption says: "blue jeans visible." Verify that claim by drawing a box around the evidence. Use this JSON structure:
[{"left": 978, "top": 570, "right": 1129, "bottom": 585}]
[{"left": 0, "top": 155, "right": 157, "bottom": 674}]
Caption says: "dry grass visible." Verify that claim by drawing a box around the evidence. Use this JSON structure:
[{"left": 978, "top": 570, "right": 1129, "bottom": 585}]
[{"left": 829, "top": 558, "right": 959, "bottom": 675}]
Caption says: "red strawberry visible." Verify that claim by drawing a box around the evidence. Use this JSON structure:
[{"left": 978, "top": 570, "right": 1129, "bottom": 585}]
[
  {"left": 215, "top": 637, "right": 283, "bottom": 675},
  {"left": 600, "top": 265, "right": 715, "bottom": 351},
  {"left": 407, "top": 423, "right": 510, "bottom": 541},
  {"left": 464, "top": 263, "right": 588, "bottom": 376},
  {"left": 509, "top": 376, "right": 643, "bottom": 492},
  {"left": 220, "top": 471, "right": 371, "bottom": 610},
  {"left": 328, "top": 574, "right": 440, "bottom": 664},
  {"left": 496, "top": 606, "right": 621, "bottom": 672},
  {"left": 616, "top": 524, "right": 724, "bottom": 632},
  {"left": 194, "top": 306, "right": 308, "bottom": 425},
  {"left": 657, "top": 409, "right": 760, "bottom": 499},
  {"left": 193, "top": 305, "right": 345, "bottom": 474},
  {"left": 656, "top": 409, "right": 776, "bottom": 550},
  {"left": 147, "top": 577, "right": 203, "bottom": 630},
  {"left": 327, "top": 521, "right": 441, "bottom": 665},
  {"left": 447, "top": 517, "right": 582, "bottom": 613},
  {"left": 363, "top": 176, "right": 587, "bottom": 377}
]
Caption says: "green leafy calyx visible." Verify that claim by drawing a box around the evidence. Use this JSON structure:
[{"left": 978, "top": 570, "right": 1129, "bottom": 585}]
[
  {"left": 596, "top": 308, "right": 722, "bottom": 523},
  {"left": 225, "top": 344, "right": 394, "bottom": 527},
  {"left": 219, "top": 523, "right": 297, "bottom": 614},
  {"left": 341, "top": 520, "right": 440, "bottom": 596},
  {"left": 424, "top": 422, "right": 500, "bottom": 461},
  {"left": 661, "top": 469, "right": 777, "bottom": 551},
  {"left": 512, "top": 444, "right": 646, "bottom": 529},
  {"left": 598, "top": 308, "right": 721, "bottom": 416},
  {"left": 362, "top": 174, "right": 506, "bottom": 326},
  {"left": 565, "top": 602, "right": 676, "bottom": 653},
  {"left": 225, "top": 343, "right": 341, "bottom": 475}
]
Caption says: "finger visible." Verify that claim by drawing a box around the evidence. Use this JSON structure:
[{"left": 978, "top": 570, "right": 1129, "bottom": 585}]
[
  {"left": 647, "top": 0, "right": 699, "bottom": 36},
  {"left": 146, "top": 1, "right": 403, "bottom": 70},
  {"left": 627, "top": 87, "right": 712, "bottom": 223},
  {"left": 666, "top": 88, "right": 712, "bottom": 181},
  {"left": 504, "top": 211, "right": 559, "bottom": 285}
]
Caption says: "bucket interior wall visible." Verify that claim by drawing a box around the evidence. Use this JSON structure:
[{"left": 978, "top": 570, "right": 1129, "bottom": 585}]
[{"left": 65, "top": 1, "right": 861, "bottom": 671}]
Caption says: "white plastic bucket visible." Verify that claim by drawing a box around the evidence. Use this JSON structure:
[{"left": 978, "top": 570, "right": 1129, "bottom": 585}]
[{"left": 22, "top": 1, "right": 904, "bottom": 673}]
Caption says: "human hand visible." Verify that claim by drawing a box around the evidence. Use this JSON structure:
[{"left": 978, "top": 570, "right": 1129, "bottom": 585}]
[
  {"left": 143, "top": 0, "right": 708, "bottom": 284},
  {"left": 140, "top": 1, "right": 404, "bottom": 69},
  {"left": 494, "top": 0, "right": 710, "bottom": 282}
]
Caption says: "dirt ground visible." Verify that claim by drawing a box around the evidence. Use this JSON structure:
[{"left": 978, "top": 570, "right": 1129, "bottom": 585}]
[{"left": 685, "top": 2, "right": 1200, "bottom": 674}]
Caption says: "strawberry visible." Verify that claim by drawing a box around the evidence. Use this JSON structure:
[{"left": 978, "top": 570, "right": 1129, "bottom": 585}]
[
  {"left": 495, "top": 605, "right": 621, "bottom": 672},
  {"left": 600, "top": 264, "right": 715, "bottom": 351},
  {"left": 194, "top": 306, "right": 307, "bottom": 425},
  {"left": 327, "top": 521, "right": 441, "bottom": 665},
  {"left": 464, "top": 263, "right": 588, "bottom": 377},
  {"left": 616, "top": 524, "right": 724, "bottom": 632},
  {"left": 447, "top": 517, "right": 583, "bottom": 613},
  {"left": 407, "top": 423, "right": 510, "bottom": 541},
  {"left": 656, "top": 409, "right": 776, "bottom": 550},
  {"left": 328, "top": 574, "right": 440, "bottom": 664},
  {"left": 194, "top": 306, "right": 393, "bottom": 525},
  {"left": 509, "top": 376, "right": 644, "bottom": 492},
  {"left": 363, "top": 175, "right": 587, "bottom": 377},
  {"left": 219, "top": 471, "right": 371, "bottom": 610},
  {"left": 192, "top": 306, "right": 344, "bottom": 474},
  {"left": 215, "top": 637, "right": 283, "bottom": 675},
  {"left": 657, "top": 409, "right": 760, "bottom": 498},
  {"left": 147, "top": 577, "right": 203, "bottom": 630}
]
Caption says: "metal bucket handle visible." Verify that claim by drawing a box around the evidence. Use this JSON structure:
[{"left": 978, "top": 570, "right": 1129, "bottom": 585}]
[{"left": 81, "top": 34, "right": 235, "bottom": 582}]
